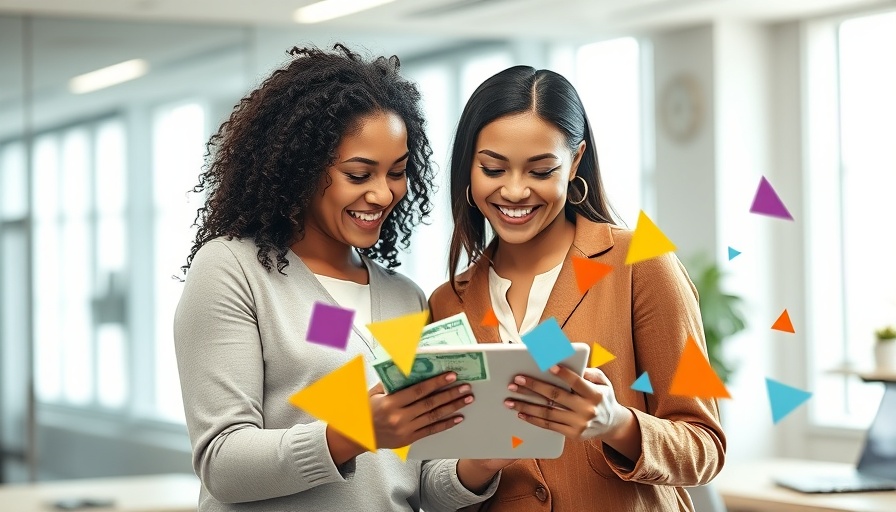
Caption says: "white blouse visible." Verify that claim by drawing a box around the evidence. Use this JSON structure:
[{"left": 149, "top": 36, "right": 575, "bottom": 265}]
[
  {"left": 314, "top": 273, "right": 376, "bottom": 352},
  {"left": 487, "top": 261, "right": 563, "bottom": 344}
]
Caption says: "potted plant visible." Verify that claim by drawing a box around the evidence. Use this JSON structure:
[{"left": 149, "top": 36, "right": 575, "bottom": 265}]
[
  {"left": 874, "top": 326, "right": 896, "bottom": 372},
  {"left": 687, "top": 254, "right": 747, "bottom": 384}
]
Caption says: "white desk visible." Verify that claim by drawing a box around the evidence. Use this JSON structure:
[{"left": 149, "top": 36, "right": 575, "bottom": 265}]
[
  {"left": 714, "top": 458, "right": 896, "bottom": 512},
  {"left": 0, "top": 474, "right": 199, "bottom": 512}
]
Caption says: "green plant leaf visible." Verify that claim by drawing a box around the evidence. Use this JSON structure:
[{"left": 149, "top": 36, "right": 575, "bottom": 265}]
[{"left": 685, "top": 252, "right": 748, "bottom": 384}]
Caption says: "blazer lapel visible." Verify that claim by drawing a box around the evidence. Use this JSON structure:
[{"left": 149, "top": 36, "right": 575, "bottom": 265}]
[
  {"left": 456, "top": 245, "right": 503, "bottom": 344},
  {"left": 540, "top": 245, "right": 588, "bottom": 329},
  {"left": 540, "top": 217, "right": 616, "bottom": 329},
  {"left": 458, "top": 218, "right": 615, "bottom": 341}
]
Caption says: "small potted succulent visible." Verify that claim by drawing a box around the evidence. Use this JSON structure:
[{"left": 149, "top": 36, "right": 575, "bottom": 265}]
[{"left": 874, "top": 326, "right": 896, "bottom": 372}]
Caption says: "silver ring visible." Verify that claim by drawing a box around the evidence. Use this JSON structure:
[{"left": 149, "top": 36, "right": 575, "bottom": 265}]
[{"left": 546, "top": 399, "right": 555, "bottom": 408}]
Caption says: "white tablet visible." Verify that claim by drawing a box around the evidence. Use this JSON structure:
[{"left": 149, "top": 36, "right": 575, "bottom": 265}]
[{"left": 406, "top": 342, "right": 591, "bottom": 460}]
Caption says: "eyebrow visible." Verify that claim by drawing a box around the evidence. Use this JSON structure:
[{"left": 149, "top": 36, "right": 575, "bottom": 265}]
[
  {"left": 477, "top": 149, "right": 560, "bottom": 162},
  {"left": 341, "top": 152, "right": 410, "bottom": 166}
]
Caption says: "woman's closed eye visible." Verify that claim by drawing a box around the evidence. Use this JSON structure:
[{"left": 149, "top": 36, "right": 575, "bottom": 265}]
[
  {"left": 479, "top": 165, "right": 504, "bottom": 177},
  {"left": 479, "top": 165, "right": 561, "bottom": 179},
  {"left": 345, "top": 172, "right": 370, "bottom": 183},
  {"left": 530, "top": 165, "right": 561, "bottom": 179},
  {"left": 388, "top": 169, "right": 407, "bottom": 179}
]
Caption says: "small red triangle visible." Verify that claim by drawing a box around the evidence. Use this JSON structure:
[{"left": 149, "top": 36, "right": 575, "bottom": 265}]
[
  {"left": 572, "top": 257, "right": 613, "bottom": 293},
  {"left": 511, "top": 436, "right": 523, "bottom": 449},
  {"left": 481, "top": 308, "right": 499, "bottom": 327},
  {"left": 772, "top": 309, "right": 795, "bottom": 333}
]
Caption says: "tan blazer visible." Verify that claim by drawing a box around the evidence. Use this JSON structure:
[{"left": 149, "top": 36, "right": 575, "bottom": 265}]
[{"left": 428, "top": 217, "right": 726, "bottom": 512}]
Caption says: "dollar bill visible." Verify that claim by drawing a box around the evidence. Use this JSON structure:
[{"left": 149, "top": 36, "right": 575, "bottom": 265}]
[
  {"left": 419, "top": 312, "right": 477, "bottom": 347},
  {"left": 374, "top": 351, "right": 489, "bottom": 393},
  {"left": 370, "top": 312, "right": 477, "bottom": 361}
]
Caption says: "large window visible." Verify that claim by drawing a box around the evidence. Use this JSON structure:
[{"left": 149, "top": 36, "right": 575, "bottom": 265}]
[
  {"left": 402, "top": 64, "right": 455, "bottom": 295},
  {"left": 575, "top": 38, "right": 642, "bottom": 227},
  {"left": 22, "top": 102, "right": 207, "bottom": 425},
  {"left": 808, "top": 10, "right": 896, "bottom": 427},
  {"left": 152, "top": 101, "right": 207, "bottom": 423},
  {"left": 459, "top": 52, "right": 515, "bottom": 109},
  {"left": 1, "top": 140, "right": 29, "bottom": 464},
  {"left": 31, "top": 117, "right": 129, "bottom": 409}
]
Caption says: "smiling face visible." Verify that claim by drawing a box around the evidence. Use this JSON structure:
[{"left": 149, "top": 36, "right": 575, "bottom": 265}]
[
  {"left": 470, "top": 112, "right": 584, "bottom": 246},
  {"left": 305, "top": 110, "right": 409, "bottom": 250}
]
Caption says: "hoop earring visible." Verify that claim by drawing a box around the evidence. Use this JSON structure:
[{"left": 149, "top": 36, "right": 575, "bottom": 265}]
[
  {"left": 568, "top": 175, "right": 588, "bottom": 205},
  {"left": 466, "top": 185, "right": 476, "bottom": 208}
]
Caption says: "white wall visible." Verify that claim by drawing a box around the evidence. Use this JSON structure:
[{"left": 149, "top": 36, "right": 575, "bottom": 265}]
[
  {"left": 713, "top": 20, "right": 777, "bottom": 463},
  {"left": 650, "top": 19, "right": 868, "bottom": 465},
  {"left": 652, "top": 25, "right": 717, "bottom": 260}
]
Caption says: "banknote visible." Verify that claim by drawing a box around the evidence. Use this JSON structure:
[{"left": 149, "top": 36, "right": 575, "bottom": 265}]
[
  {"left": 374, "top": 351, "right": 489, "bottom": 393},
  {"left": 419, "top": 312, "right": 477, "bottom": 347},
  {"left": 370, "top": 312, "right": 477, "bottom": 361}
]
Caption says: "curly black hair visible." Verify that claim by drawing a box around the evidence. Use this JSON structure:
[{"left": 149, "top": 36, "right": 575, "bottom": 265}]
[{"left": 182, "top": 44, "right": 435, "bottom": 275}]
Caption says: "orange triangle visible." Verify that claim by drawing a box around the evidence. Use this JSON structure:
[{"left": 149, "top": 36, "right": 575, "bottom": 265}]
[
  {"left": 481, "top": 308, "right": 499, "bottom": 327},
  {"left": 511, "top": 436, "right": 523, "bottom": 449},
  {"left": 772, "top": 309, "right": 795, "bottom": 333},
  {"left": 669, "top": 336, "right": 731, "bottom": 399},
  {"left": 572, "top": 257, "right": 613, "bottom": 293}
]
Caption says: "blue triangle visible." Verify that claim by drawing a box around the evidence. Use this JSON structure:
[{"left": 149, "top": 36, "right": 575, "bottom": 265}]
[
  {"left": 631, "top": 372, "right": 654, "bottom": 394},
  {"left": 728, "top": 246, "right": 741, "bottom": 261},
  {"left": 766, "top": 378, "right": 812, "bottom": 424}
]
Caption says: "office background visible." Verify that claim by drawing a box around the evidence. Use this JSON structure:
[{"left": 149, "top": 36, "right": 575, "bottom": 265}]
[{"left": 1, "top": 0, "right": 895, "bottom": 486}]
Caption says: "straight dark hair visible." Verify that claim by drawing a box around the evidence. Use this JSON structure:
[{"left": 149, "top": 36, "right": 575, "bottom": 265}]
[{"left": 446, "top": 65, "right": 616, "bottom": 289}]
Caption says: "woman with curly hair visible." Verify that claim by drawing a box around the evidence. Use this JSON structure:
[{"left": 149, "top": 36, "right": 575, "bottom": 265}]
[{"left": 173, "top": 44, "right": 500, "bottom": 512}]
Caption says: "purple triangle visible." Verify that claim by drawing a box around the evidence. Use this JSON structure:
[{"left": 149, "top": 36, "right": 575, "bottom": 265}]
[{"left": 749, "top": 176, "right": 793, "bottom": 220}]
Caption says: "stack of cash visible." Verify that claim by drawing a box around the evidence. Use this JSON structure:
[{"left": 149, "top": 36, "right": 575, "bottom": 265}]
[{"left": 373, "top": 312, "right": 489, "bottom": 393}]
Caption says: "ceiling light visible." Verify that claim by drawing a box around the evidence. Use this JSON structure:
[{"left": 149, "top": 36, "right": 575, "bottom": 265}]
[
  {"left": 69, "top": 59, "right": 149, "bottom": 94},
  {"left": 294, "top": 0, "right": 396, "bottom": 24}
]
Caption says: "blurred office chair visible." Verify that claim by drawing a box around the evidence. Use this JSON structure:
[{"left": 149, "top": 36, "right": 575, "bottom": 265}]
[{"left": 686, "top": 483, "right": 727, "bottom": 512}]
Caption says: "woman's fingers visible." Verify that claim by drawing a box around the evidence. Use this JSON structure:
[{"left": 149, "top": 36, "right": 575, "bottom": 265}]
[
  {"left": 371, "top": 378, "right": 471, "bottom": 447},
  {"left": 552, "top": 365, "right": 602, "bottom": 397},
  {"left": 581, "top": 367, "right": 611, "bottom": 387},
  {"left": 368, "top": 382, "right": 385, "bottom": 397},
  {"left": 412, "top": 414, "right": 465, "bottom": 443},
  {"left": 409, "top": 384, "right": 473, "bottom": 430},
  {"left": 391, "top": 372, "right": 458, "bottom": 406},
  {"left": 509, "top": 373, "right": 588, "bottom": 412},
  {"left": 504, "top": 398, "right": 581, "bottom": 438}
]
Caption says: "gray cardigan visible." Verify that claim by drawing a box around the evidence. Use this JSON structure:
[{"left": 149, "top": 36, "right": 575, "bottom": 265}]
[{"left": 174, "top": 238, "right": 498, "bottom": 511}]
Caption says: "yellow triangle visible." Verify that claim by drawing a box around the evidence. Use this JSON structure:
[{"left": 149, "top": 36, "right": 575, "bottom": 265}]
[
  {"left": 392, "top": 445, "right": 410, "bottom": 462},
  {"left": 625, "top": 211, "right": 677, "bottom": 265},
  {"left": 367, "top": 310, "right": 429, "bottom": 376},
  {"left": 288, "top": 356, "right": 376, "bottom": 452},
  {"left": 589, "top": 343, "right": 616, "bottom": 367}
]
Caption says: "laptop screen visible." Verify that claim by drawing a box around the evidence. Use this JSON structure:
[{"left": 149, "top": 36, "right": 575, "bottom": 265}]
[{"left": 857, "top": 382, "right": 896, "bottom": 480}]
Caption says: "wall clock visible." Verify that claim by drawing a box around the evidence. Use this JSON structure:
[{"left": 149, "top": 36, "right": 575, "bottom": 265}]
[{"left": 659, "top": 73, "right": 703, "bottom": 143}]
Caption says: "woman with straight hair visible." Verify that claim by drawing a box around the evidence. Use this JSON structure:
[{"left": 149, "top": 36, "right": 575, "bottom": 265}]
[
  {"left": 174, "top": 44, "right": 500, "bottom": 512},
  {"left": 429, "top": 65, "right": 726, "bottom": 511}
]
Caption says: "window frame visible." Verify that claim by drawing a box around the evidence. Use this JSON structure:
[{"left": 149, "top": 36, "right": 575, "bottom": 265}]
[{"left": 803, "top": 7, "right": 896, "bottom": 433}]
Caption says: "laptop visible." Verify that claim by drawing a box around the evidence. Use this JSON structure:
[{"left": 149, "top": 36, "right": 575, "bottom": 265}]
[{"left": 774, "top": 383, "right": 896, "bottom": 493}]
